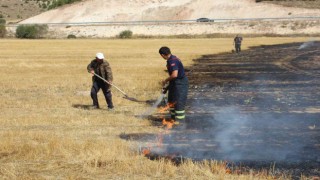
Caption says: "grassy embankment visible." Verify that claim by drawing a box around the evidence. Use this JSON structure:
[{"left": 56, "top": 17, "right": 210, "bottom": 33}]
[{"left": 0, "top": 37, "right": 315, "bottom": 179}]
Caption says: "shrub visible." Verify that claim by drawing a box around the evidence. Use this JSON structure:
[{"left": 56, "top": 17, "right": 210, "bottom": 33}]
[
  {"left": 119, "top": 30, "right": 133, "bottom": 39},
  {"left": 0, "top": 14, "right": 3, "bottom": 18},
  {"left": 0, "top": 19, "right": 6, "bottom": 24},
  {"left": 48, "top": 0, "right": 82, "bottom": 10},
  {"left": 42, "top": 3, "right": 47, "bottom": 9},
  {"left": 0, "top": 25, "right": 6, "bottom": 38},
  {"left": 249, "top": 22, "right": 256, "bottom": 27},
  {"left": 67, "top": 34, "right": 76, "bottom": 39},
  {"left": 16, "top": 24, "right": 48, "bottom": 39}
]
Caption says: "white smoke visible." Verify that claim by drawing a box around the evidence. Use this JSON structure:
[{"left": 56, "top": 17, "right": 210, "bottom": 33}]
[
  {"left": 213, "top": 106, "right": 250, "bottom": 161},
  {"left": 140, "top": 93, "right": 165, "bottom": 117},
  {"left": 298, "top": 40, "right": 315, "bottom": 50}
]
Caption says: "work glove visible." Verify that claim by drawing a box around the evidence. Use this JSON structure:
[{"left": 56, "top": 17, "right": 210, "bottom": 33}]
[{"left": 162, "top": 86, "right": 168, "bottom": 94}]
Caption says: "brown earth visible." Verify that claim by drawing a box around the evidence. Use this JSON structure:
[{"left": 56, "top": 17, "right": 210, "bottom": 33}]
[{"left": 0, "top": 0, "right": 44, "bottom": 22}]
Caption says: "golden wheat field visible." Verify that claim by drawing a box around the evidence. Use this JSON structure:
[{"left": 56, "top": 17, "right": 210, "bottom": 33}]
[{"left": 0, "top": 37, "right": 316, "bottom": 179}]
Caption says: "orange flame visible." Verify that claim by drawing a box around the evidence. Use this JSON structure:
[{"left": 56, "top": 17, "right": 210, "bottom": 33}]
[
  {"left": 223, "top": 161, "right": 232, "bottom": 174},
  {"left": 162, "top": 118, "right": 175, "bottom": 129},
  {"left": 142, "top": 147, "right": 151, "bottom": 155},
  {"left": 158, "top": 102, "right": 176, "bottom": 113},
  {"left": 141, "top": 102, "right": 177, "bottom": 157}
]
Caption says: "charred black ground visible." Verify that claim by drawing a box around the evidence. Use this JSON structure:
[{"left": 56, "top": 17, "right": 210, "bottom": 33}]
[{"left": 123, "top": 41, "right": 320, "bottom": 178}]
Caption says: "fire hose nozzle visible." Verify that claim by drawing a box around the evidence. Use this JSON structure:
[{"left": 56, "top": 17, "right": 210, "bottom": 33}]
[{"left": 162, "top": 86, "right": 169, "bottom": 94}]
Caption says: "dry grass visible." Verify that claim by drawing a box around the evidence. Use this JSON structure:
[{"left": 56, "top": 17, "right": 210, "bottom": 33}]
[{"left": 0, "top": 37, "right": 316, "bottom": 179}]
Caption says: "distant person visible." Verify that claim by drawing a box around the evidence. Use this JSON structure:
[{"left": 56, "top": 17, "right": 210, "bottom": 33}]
[
  {"left": 87, "top": 53, "right": 114, "bottom": 110},
  {"left": 233, "top": 35, "right": 243, "bottom": 53},
  {"left": 159, "top": 46, "right": 189, "bottom": 123}
]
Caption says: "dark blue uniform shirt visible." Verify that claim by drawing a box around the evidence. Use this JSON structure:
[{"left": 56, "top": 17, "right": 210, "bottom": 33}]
[{"left": 166, "top": 55, "right": 186, "bottom": 79}]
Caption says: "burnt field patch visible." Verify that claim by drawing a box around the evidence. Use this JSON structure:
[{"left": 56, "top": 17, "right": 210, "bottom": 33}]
[
  {"left": 188, "top": 41, "right": 320, "bottom": 112},
  {"left": 185, "top": 41, "right": 320, "bottom": 176},
  {"left": 127, "top": 41, "right": 320, "bottom": 178}
]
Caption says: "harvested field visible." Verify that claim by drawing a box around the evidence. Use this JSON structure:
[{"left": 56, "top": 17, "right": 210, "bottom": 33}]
[{"left": 0, "top": 38, "right": 319, "bottom": 179}]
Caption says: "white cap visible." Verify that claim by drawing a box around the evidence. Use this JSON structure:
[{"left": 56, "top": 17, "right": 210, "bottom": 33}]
[{"left": 96, "top": 52, "right": 104, "bottom": 59}]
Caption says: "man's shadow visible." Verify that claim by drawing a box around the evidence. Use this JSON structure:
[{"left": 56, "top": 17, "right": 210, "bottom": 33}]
[
  {"left": 72, "top": 104, "right": 94, "bottom": 110},
  {"left": 71, "top": 95, "right": 166, "bottom": 110}
]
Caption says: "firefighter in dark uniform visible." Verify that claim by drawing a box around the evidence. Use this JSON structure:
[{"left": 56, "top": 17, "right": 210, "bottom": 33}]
[
  {"left": 159, "top": 46, "right": 189, "bottom": 122},
  {"left": 87, "top": 53, "right": 114, "bottom": 110},
  {"left": 234, "top": 35, "right": 243, "bottom": 53}
]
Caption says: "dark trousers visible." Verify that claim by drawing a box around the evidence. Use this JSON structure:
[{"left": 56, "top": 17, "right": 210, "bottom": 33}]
[
  {"left": 91, "top": 81, "right": 113, "bottom": 109},
  {"left": 235, "top": 44, "right": 241, "bottom": 53},
  {"left": 168, "top": 77, "right": 189, "bottom": 120}
]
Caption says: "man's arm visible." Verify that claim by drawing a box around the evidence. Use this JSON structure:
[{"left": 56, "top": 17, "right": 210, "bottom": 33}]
[
  {"left": 87, "top": 64, "right": 95, "bottom": 77},
  {"left": 87, "top": 60, "right": 95, "bottom": 73},
  {"left": 163, "top": 70, "right": 178, "bottom": 86},
  {"left": 102, "top": 62, "right": 113, "bottom": 83},
  {"left": 106, "top": 65, "right": 113, "bottom": 83}
]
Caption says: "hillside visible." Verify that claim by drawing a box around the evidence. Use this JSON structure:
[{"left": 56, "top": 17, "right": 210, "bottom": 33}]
[
  {"left": 20, "top": 0, "right": 320, "bottom": 23},
  {"left": 262, "top": 0, "right": 320, "bottom": 9},
  {"left": 1, "top": 0, "right": 320, "bottom": 24},
  {"left": 3, "top": 0, "right": 320, "bottom": 38},
  {"left": 0, "top": 0, "right": 44, "bottom": 22},
  {"left": 0, "top": 0, "right": 81, "bottom": 23}
]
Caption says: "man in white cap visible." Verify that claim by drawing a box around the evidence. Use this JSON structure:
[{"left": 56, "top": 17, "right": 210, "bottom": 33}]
[{"left": 87, "top": 52, "right": 114, "bottom": 110}]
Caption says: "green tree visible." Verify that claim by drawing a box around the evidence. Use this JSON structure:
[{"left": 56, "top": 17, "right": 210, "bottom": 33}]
[
  {"left": 48, "top": 0, "right": 82, "bottom": 9},
  {"left": 67, "top": 34, "right": 76, "bottom": 39},
  {"left": 42, "top": 3, "right": 47, "bottom": 9},
  {"left": 16, "top": 24, "right": 48, "bottom": 39},
  {"left": 0, "top": 19, "right": 6, "bottom": 24},
  {"left": 119, "top": 30, "right": 133, "bottom": 39},
  {"left": 0, "top": 25, "right": 6, "bottom": 38}
]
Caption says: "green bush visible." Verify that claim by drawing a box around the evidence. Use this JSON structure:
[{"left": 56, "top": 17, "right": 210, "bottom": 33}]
[
  {"left": 16, "top": 24, "right": 48, "bottom": 39},
  {"left": 42, "top": 3, "right": 47, "bottom": 9},
  {"left": 119, "top": 30, "right": 133, "bottom": 39},
  {"left": 67, "top": 34, "right": 76, "bottom": 39},
  {"left": 0, "top": 25, "right": 6, "bottom": 38},
  {"left": 0, "top": 14, "right": 3, "bottom": 18},
  {"left": 0, "top": 19, "right": 6, "bottom": 24},
  {"left": 48, "top": 0, "right": 82, "bottom": 10}
]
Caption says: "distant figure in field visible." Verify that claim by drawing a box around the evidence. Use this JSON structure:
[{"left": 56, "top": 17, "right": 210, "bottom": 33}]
[{"left": 233, "top": 35, "right": 243, "bottom": 53}]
